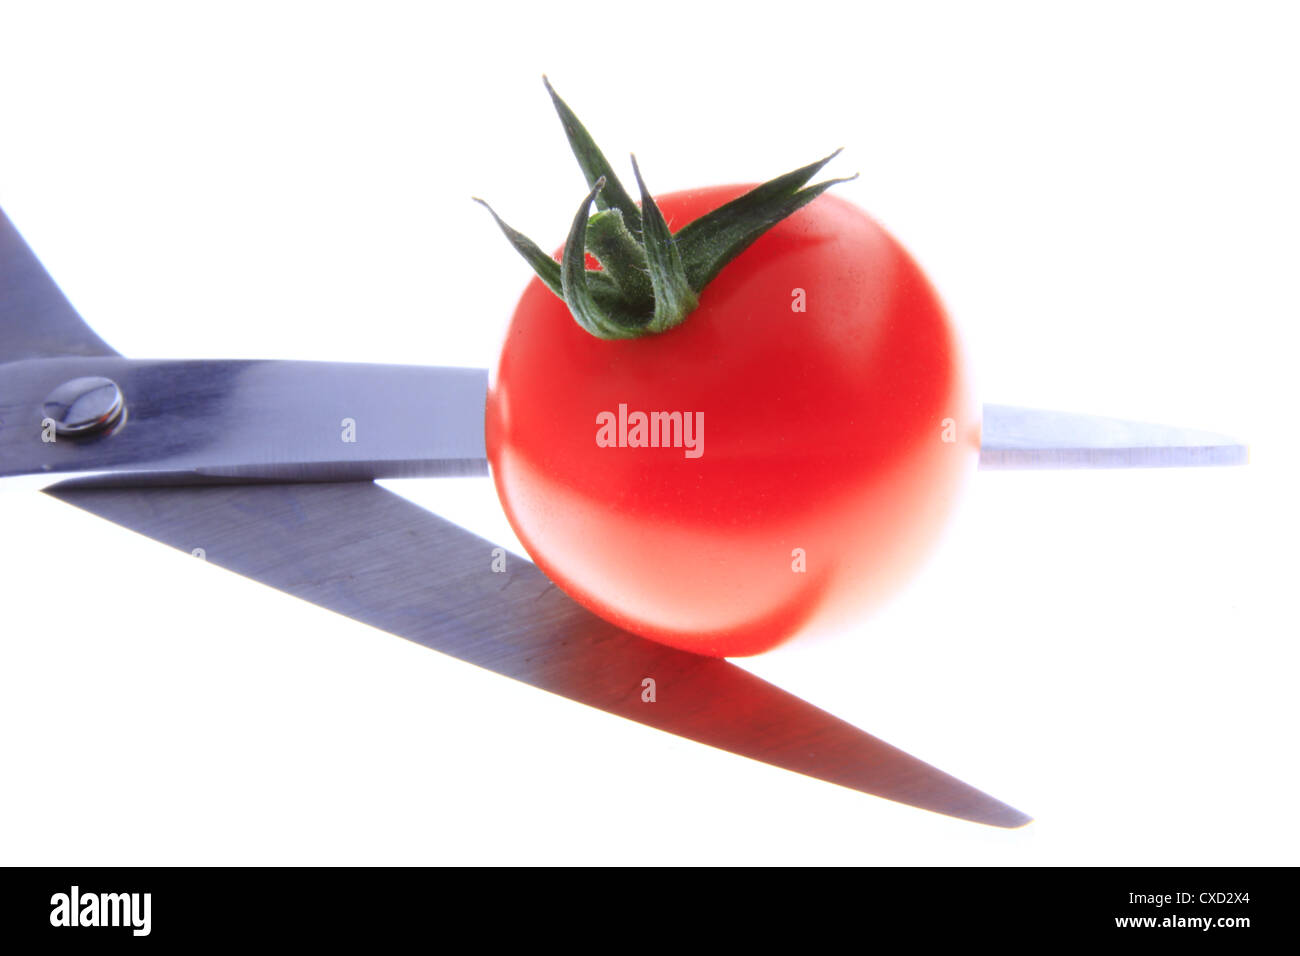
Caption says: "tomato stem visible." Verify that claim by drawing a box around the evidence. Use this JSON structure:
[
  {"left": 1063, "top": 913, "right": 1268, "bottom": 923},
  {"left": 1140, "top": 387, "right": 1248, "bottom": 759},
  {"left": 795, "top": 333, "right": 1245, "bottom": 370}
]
[
  {"left": 477, "top": 79, "right": 856, "bottom": 339},
  {"left": 584, "top": 208, "right": 653, "bottom": 309}
]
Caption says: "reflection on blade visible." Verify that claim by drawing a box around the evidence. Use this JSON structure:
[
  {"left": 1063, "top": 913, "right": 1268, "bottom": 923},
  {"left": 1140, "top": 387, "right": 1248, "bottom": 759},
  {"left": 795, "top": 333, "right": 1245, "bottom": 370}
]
[
  {"left": 47, "top": 479, "right": 1030, "bottom": 828},
  {"left": 980, "top": 404, "right": 1248, "bottom": 469}
]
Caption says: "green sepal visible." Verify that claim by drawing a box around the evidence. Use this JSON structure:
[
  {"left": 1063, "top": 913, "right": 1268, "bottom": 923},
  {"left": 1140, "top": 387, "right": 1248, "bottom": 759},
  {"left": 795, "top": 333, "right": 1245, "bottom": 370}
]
[
  {"left": 673, "top": 149, "right": 855, "bottom": 290},
  {"left": 474, "top": 195, "right": 627, "bottom": 311},
  {"left": 476, "top": 79, "right": 855, "bottom": 340},
  {"left": 560, "top": 178, "right": 653, "bottom": 339},
  {"left": 631, "top": 155, "right": 697, "bottom": 334},
  {"left": 544, "top": 76, "right": 643, "bottom": 241},
  {"left": 472, "top": 197, "right": 564, "bottom": 297},
  {"left": 584, "top": 207, "right": 654, "bottom": 308}
]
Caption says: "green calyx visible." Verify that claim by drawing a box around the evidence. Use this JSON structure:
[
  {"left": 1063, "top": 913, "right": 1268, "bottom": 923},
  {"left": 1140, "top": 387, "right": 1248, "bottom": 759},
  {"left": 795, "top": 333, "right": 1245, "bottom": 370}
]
[{"left": 474, "top": 77, "right": 856, "bottom": 340}]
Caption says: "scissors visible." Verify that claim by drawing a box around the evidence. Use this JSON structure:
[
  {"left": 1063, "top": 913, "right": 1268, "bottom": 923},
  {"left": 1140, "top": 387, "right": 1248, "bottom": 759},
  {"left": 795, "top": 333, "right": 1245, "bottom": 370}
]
[{"left": 0, "top": 205, "right": 1247, "bottom": 829}]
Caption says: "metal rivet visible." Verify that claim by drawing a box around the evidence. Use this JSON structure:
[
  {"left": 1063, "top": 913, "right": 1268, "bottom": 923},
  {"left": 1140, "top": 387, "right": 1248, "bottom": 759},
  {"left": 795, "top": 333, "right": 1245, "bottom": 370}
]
[{"left": 42, "top": 376, "right": 125, "bottom": 437}]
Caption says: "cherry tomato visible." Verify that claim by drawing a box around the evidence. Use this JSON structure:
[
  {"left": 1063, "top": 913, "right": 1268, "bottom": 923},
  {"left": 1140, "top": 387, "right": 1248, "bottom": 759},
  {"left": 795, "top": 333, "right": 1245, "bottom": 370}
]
[{"left": 486, "top": 185, "right": 975, "bottom": 657}]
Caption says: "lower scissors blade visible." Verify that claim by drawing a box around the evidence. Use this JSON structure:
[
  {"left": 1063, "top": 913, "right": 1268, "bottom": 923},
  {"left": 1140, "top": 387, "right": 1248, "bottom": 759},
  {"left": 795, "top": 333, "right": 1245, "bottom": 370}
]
[{"left": 46, "top": 479, "right": 1030, "bottom": 828}]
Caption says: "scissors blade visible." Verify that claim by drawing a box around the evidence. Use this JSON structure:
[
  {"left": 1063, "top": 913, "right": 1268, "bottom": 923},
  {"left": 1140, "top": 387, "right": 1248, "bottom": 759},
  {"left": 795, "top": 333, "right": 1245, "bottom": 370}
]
[
  {"left": 44, "top": 478, "right": 1031, "bottom": 828},
  {"left": 979, "top": 404, "right": 1249, "bottom": 469},
  {"left": 0, "top": 207, "right": 117, "bottom": 360},
  {"left": 0, "top": 357, "right": 489, "bottom": 483}
]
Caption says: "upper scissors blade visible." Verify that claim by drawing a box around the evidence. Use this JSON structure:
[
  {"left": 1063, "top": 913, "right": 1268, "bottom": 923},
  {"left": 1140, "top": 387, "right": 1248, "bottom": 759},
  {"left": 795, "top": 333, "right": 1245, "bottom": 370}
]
[
  {"left": 979, "top": 404, "right": 1249, "bottom": 469},
  {"left": 0, "top": 206, "right": 482, "bottom": 486},
  {"left": 0, "top": 357, "right": 489, "bottom": 483},
  {"left": 0, "top": 207, "right": 117, "bottom": 360}
]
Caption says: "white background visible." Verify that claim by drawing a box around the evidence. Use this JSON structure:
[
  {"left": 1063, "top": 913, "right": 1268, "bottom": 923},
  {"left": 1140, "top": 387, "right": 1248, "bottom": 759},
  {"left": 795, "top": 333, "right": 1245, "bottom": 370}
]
[{"left": 0, "top": 1, "right": 1296, "bottom": 864}]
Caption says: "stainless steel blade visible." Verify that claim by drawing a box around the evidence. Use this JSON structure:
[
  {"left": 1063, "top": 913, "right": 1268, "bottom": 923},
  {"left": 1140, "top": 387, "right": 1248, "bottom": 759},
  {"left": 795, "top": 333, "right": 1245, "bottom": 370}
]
[
  {"left": 979, "top": 404, "right": 1249, "bottom": 469},
  {"left": 45, "top": 478, "right": 1031, "bottom": 828},
  {"left": 5, "top": 379, "right": 1251, "bottom": 485},
  {"left": 0, "top": 208, "right": 117, "bottom": 360},
  {"left": 0, "top": 357, "right": 488, "bottom": 482}
]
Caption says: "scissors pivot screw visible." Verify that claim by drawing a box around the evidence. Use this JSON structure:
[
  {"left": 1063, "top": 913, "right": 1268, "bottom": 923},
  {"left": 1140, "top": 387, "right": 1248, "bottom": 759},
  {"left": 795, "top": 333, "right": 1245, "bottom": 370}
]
[{"left": 42, "top": 376, "right": 125, "bottom": 437}]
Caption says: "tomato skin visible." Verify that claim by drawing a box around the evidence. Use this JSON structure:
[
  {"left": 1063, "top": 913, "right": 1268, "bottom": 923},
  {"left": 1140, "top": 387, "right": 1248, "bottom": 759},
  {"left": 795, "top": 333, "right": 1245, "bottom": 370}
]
[{"left": 486, "top": 185, "right": 976, "bottom": 657}]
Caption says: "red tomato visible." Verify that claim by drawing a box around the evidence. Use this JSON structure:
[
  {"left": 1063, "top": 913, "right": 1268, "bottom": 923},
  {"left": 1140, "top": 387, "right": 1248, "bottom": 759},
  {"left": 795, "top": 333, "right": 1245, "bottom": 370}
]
[{"left": 486, "top": 185, "right": 976, "bottom": 657}]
